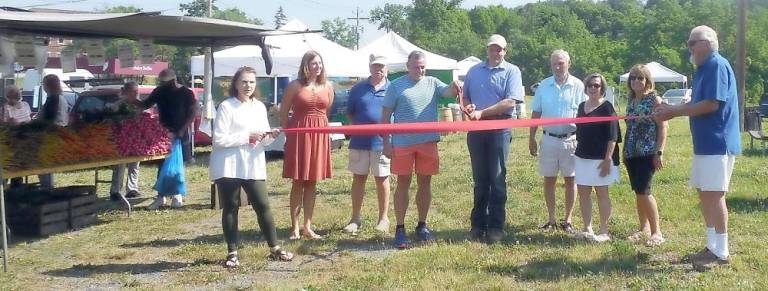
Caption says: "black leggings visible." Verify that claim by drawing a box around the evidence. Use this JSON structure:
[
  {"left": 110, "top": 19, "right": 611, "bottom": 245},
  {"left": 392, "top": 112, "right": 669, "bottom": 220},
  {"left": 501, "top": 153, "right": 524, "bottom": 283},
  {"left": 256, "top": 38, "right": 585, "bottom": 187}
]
[{"left": 216, "top": 178, "right": 277, "bottom": 252}]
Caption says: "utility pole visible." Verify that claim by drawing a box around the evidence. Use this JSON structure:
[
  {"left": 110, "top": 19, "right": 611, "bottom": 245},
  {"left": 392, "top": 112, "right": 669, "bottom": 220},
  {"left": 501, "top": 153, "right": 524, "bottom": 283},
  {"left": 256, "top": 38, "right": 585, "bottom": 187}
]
[
  {"left": 736, "top": 0, "right": 747, "bottom": 131},
  {"left": 346, "top": 7, "right": 369, "bottom": 50}
]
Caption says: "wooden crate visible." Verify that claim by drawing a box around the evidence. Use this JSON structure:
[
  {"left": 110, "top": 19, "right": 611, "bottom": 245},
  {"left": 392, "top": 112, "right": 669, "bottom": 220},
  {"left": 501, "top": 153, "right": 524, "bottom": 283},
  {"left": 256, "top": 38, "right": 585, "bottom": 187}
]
[
  {"left": 69, "top": 193, "right": 98, "bottom": 229},
  {"left": 8, "top": 200, "right": 70, "bottom": 236},
  {"left": 8, "top": 189, "right": 99, "bottom": 236}
]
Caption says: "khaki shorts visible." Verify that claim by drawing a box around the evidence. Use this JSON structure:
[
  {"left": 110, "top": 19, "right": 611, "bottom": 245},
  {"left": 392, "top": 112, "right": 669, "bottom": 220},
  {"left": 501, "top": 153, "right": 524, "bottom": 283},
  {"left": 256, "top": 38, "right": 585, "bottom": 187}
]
[
  {"left": 690, "top": 154, "right": 736, "bottom": 192},
  {"left": 539, "top": 134, "right": 577, "bottom": 177},
  {"left": 348, "top": 149, "right": 391, "bottom": 177}
]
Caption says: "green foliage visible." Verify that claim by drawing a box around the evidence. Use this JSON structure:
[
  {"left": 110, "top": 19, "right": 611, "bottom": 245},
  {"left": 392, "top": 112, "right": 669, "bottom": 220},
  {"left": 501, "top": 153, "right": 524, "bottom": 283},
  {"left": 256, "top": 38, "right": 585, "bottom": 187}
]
[
  {"left": 274, "top": 6, "right": 288, "bottom": 29},
  {"left": 369, "top": 0, "right": 768, "bottom": 104},
  {"left": 369, "top": 3, "right": 412, "bottom": 37},
  {"left": 321, "top": 18, "right": 358, "bottom": 49}
]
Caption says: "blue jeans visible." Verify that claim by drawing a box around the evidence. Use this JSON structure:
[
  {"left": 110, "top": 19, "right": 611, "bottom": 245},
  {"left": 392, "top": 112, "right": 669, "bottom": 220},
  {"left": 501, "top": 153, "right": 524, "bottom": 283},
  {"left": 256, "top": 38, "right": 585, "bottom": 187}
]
[{"left": 467, "top": 129, "right": 511, "bottom": 231}]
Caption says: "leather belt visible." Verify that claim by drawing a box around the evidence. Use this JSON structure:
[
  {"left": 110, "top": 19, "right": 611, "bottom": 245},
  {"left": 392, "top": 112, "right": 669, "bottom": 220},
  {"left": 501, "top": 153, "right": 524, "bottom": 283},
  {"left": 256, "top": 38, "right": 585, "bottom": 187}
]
[{"left": 543, "top": 130, "right": 575, "bottom": 139}]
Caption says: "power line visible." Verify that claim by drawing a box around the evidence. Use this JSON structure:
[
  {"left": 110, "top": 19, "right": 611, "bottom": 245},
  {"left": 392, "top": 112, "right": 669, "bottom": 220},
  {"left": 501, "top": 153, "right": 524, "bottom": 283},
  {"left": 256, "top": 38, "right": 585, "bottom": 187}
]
[{"left": 20, "top": 0, "right": 88, "bottom": 8}]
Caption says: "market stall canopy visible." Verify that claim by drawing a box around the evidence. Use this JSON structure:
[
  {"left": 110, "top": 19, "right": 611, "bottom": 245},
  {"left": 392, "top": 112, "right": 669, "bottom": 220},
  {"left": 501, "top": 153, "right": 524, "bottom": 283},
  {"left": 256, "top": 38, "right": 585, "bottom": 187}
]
[
  {"left": 190, "top": 19, "right": 368, "bottom": 77},
  {"left": 619, "top": 61, "right": 688, "bottom": 83},
  {"left": 105, "top": 59, "right": 168, "bottom": 76},
  {"left": 0, "top": 8, "right": 302, "bottom": 46},
  {"left": 457, "top": 56, "right": 482, "bottom": 77},
  {"left": 356, "top": 32, "right": 458, "bottom": 71}
]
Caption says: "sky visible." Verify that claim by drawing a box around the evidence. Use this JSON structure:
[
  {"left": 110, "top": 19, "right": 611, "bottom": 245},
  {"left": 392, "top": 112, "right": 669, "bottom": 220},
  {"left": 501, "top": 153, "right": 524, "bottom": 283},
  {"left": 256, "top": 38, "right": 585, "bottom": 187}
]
[{"left": 3, "top": 0, "right": 538, "bottom": 46}]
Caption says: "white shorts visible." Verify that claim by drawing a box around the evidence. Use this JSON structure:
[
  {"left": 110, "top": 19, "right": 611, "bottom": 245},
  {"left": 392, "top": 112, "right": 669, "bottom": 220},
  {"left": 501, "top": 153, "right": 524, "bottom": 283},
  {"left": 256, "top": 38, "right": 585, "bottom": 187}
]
[
  {"left": 348, "top": 149, "right": 391, "bottom": 177},
  {"left": 539, "top": 134, "right": 577, "bottom": 177},
  {"left": 689, "top": 155, "right": 736, "bottom": 192},
  {"left": 574, "top": 157, "right": 619, "bottom": 186}
]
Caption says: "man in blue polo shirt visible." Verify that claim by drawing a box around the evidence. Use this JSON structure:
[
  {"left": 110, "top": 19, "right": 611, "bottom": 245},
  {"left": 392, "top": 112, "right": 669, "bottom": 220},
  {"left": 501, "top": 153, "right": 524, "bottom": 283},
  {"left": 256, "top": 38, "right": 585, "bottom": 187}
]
[
  {"left": 655, "top": 25, "right": 741, "bottom": 271},
  {"left": 528, "top": 49, "right": 586, "bottom": 233},
  {"left": 342, "top": 54, "right": 392, "bottom": 235},
  {"left": 462, "top": 34, "right": 525, "bottom": 244}
]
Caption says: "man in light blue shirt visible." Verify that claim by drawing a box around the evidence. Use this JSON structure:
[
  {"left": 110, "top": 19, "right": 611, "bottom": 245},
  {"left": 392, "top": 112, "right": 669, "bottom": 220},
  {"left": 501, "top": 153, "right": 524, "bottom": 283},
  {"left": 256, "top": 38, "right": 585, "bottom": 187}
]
[
  {"left": 461, "top": 34, "right": 524, "bottom": 244},
  {"left": 381, "top": 50, "right": 461, "bottom": 249},
  {"left": 655, "top": 25, "right": 740, "bottom": 271},
  {"left": 528, "top": 49, "right": 586, "bottom": 233}
]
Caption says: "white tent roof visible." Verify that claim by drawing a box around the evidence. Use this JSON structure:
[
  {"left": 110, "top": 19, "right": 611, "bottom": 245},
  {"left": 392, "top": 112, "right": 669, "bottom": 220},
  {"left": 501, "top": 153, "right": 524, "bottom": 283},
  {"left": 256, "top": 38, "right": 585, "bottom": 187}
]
[
  {"left": 191, "top": 19, "right": 368, "bottom": 77},
  {"left": 357, "top": 32, "right": 458, "bottom": 71},
  {"left": 619, "top": 61, "right": 687, "bottom": 83},
  {"left": 457, "top": 56, "right": 482, "bottom": 77}
]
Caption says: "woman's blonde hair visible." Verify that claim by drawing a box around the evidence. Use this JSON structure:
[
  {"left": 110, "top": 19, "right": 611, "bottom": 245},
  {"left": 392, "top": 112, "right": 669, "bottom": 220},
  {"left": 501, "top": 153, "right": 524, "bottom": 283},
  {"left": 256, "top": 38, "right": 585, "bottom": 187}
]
[
  {"left": 627, "top": 64, "right": 655, "bottom": 100},
  {"left": 297, "top": 50, "right": 327, "bottom": 86}
]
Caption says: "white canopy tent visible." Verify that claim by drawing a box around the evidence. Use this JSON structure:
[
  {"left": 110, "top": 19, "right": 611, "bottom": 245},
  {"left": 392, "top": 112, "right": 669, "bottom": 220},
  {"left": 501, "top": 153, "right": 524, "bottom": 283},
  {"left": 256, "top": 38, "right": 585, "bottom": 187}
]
[
  {"left": 619, "top": 61, "right": 688, "bottom": 85},
  {"left": 190, "top": 19, "right": 368, "bottom": 77},
  {"left": 457, "top": 56, "right": 482, "bottom": 77},
  {"left": 356, "top": 32, "right": 458, "bottom": 72}
]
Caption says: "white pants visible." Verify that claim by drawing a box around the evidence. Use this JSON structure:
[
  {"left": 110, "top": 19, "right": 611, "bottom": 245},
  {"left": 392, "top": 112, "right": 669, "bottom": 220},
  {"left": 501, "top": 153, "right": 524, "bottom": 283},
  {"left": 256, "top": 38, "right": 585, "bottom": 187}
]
[{"left": 348, "top": 149, "right": 391, "bottom": 177}]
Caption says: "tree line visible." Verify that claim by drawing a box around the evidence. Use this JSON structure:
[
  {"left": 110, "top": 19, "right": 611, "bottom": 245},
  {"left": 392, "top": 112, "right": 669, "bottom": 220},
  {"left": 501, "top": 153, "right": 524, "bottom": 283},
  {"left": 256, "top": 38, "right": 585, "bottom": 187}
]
[
  {"left": 93, "top": 0, "right": 767, "bottom": 104},
  {"left": 366, "top": 0, "right": 768, "bottom": 104}
]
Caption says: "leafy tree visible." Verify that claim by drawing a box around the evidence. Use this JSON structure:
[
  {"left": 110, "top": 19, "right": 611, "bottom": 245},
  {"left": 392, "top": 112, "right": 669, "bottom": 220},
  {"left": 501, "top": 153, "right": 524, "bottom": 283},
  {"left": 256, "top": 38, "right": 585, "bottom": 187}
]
[
  {"left": 321, "top": 18, "right": 358, "bottom": 49},
  {"left": 274, "top": 6, "right": 288, "bottom": 28},
  {"left": 369, "top": 3, "right": 411, "bottom": 37}
]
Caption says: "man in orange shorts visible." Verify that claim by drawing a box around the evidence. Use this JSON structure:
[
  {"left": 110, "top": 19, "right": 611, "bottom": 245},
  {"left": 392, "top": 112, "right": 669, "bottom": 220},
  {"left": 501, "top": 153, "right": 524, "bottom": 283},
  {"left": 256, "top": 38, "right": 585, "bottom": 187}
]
[{"left": 381, "top": 51, "right": 461, "bottom": 249}]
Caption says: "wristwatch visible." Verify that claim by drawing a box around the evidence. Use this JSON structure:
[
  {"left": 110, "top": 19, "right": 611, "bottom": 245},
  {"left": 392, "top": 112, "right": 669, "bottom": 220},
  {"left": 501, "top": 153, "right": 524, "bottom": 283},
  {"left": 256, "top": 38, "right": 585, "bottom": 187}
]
[{"left": 656, "top": 150, "right": 663, "bottom": 156}]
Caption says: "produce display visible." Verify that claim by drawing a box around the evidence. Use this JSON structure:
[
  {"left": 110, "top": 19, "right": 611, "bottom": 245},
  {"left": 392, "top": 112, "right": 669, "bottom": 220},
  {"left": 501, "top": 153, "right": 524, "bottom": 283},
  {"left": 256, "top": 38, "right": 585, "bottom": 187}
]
[
  {"left": 112, "top": 113, "right": 171, "bottom": 157},
  {"left": 1, "top": 114, "right": 170, "bottom": 173}
]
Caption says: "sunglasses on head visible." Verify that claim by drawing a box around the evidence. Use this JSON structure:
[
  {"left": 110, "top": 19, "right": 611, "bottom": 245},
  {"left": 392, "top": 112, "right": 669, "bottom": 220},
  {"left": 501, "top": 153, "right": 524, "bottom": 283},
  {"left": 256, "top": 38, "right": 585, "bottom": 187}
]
[
  {"left": 588, "top": 83, "right": 602, "bottom": 88},
  {"left": 629, "top": 76, "right": 645, "bottom": 81}
]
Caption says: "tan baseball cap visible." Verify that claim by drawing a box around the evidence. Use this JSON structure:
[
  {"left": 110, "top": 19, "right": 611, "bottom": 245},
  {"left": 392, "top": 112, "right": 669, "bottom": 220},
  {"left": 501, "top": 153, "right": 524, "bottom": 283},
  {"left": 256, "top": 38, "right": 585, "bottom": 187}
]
[
  {"left": 369, "top": 54, "right": 387, "bottom": 66},
  {"left": 486, "top": 34, "right": 507, "bottom": 48}
]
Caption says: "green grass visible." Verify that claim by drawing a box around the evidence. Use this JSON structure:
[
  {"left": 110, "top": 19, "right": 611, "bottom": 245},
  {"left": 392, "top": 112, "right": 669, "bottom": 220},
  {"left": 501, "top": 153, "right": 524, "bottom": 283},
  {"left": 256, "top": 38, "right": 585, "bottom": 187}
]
[{"left": 1, "top": 118, "right": 767, "bottom": 290}]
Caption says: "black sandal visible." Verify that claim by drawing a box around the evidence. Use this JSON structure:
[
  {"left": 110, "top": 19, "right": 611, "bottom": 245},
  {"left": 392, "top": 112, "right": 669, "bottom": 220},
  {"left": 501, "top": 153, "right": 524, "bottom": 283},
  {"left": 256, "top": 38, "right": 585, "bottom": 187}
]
[
  {"left": 541, "top": 222, "right": 557, "bottom": 231},
  {"left": 224, "top": 253, "right": 240, "bottom": 268},
  {"left": 269, "top": 249, "right": 294, "bottom": 262},
  {"left": 560, "top": 221, "right": 575, "bottom": 233}
]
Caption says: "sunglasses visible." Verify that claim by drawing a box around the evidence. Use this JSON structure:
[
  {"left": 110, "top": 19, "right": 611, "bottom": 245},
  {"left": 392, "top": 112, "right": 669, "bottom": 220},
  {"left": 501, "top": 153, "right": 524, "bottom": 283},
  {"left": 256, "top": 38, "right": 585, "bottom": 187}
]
[
  {"left": 629, "top": 76, "right": 645, "bottom": 82},
  {"left": 687, "top": 39, "right": 707, "bottom": 47},
  {"left": 587, "top": 83, "right": 602, "bottom": 89}
]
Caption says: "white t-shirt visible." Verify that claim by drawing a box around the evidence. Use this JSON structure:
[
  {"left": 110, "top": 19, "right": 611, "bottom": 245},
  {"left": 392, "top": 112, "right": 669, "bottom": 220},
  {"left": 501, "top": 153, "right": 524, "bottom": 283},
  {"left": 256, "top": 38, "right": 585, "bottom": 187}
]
[{"left": 208, "top": 97, "right": 274, "bottom": 181}]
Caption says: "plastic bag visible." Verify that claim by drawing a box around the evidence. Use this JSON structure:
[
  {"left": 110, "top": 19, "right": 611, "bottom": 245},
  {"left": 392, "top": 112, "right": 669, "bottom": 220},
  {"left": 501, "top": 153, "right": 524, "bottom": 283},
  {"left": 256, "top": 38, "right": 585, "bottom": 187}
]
[{"left": 153, "top": 138, "right": 187, "bottom": 196}]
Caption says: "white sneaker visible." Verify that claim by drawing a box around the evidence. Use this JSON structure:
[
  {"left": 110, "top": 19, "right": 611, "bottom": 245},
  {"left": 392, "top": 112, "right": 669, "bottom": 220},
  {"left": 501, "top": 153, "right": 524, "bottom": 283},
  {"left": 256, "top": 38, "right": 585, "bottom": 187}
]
[
  {"left": 574, "top": 230, "right": 595, "bottom": 240},
  {"left": 374, "top": 219, "right": 390, "bottom": 233},
  {"left": 170, "top": 195, "right": 184, "bottom": 208},
  {"left": 342, "top": 221, "right": 360, "bottom": 233},
  {"left": 592, "top": 233, "right": 611, "bottom": 243},
  {"left": 147, "top": 196, "right": 167, "bottom": 210}
]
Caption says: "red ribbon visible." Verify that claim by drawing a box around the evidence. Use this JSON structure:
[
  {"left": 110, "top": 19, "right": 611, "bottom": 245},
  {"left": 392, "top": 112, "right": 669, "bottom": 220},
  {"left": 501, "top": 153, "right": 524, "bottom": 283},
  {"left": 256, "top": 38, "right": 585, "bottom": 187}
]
[{"left": 282, "top": 116, "right": 628, "bottom": 135}]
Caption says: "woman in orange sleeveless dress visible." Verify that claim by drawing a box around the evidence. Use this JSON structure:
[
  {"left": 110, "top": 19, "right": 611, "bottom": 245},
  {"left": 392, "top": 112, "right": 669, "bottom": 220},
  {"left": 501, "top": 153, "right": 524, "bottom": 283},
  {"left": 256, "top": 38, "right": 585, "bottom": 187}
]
[{"left": 281, "top": 51, "right": 334, "bottom": 240}]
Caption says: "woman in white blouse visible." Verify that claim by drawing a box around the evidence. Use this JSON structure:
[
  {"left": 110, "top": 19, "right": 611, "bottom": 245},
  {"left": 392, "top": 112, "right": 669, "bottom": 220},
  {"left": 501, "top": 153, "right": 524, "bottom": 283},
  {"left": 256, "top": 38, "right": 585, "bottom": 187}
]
[{"left": 210, "top": 66, "right": 293, "bottom": 268}]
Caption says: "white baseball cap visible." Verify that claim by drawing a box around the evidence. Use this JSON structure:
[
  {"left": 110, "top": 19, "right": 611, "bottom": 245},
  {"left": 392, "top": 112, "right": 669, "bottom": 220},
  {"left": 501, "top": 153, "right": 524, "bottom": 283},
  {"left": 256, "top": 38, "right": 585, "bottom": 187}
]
[
  {"left": 369, "top": 54, "right": 387, "bottom": 66},
  {"left": 486, "top": 34, "right": 507, "bottom": 48}
]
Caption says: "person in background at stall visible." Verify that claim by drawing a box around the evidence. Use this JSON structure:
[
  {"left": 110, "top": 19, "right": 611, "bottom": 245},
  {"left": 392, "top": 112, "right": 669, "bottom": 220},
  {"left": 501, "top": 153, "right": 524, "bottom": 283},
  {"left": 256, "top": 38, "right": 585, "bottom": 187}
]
[
  {"left": 109, "top": 82, "right": 144, "bottom": 201},
  {"left": 37, "top": 74, "right": 70, "bottom": 189},
  {"left": 143, "top": 69, "right": 197, "bottom": 210},
  {"left": 1, "top": 85, "right": 31, "bottom": 188}
]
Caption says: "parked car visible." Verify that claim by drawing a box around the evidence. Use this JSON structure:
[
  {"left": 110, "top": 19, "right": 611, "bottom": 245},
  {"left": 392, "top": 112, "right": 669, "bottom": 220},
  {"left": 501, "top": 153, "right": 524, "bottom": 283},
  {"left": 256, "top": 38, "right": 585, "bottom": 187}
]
[{"left": 662, "top": 89, "right": 692, "bottom": 105}]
